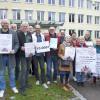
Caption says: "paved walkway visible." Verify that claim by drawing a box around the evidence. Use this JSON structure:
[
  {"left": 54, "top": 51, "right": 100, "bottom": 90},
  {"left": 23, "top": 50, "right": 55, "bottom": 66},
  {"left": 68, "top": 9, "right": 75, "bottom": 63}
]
[{"left": 70, "top": 79, "right": 100, "bottom": 100}]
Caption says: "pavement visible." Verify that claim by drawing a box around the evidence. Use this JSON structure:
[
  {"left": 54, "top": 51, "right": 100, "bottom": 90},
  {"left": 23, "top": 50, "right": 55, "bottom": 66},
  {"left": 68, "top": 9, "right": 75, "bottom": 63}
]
[{"left": 70, "top": 79, "right": 100, "bottom": 100}]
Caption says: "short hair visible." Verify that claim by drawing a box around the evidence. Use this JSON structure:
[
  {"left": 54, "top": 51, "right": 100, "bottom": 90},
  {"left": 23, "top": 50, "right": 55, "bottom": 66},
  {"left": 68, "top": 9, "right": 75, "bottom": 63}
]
[{"left": 1, "top": 19, "right": 10, "bottom": 24}]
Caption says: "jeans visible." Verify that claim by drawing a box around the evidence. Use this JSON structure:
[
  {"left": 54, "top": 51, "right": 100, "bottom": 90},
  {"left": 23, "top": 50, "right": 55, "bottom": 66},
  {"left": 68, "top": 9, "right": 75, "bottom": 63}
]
[
  {"left": 33, "top": 55, "right": 46, "bottom": 83},
  {"left": 15, "top": 55, "right": 20, "bottom": 80},
  {"left": 19, "top": 56, "right": 31, "bottom": 90},
  {"left": 46, "top": 55, "right": 58, "bottom": 81},
  {"left": 60, "top": 71, "right": 70, "bottom": 84},
  {"left": 76, "top": 72, "right": 85, "bottom": 82},
  {"left": 0, "top": 55, "right": 16, "bottom": 90}
]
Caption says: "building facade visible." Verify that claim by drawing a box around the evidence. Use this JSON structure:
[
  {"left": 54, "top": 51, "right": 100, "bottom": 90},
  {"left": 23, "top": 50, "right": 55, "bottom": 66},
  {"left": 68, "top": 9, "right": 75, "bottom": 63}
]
[{"left": 0, "top": 0, "right": 100, "bottom": 39}]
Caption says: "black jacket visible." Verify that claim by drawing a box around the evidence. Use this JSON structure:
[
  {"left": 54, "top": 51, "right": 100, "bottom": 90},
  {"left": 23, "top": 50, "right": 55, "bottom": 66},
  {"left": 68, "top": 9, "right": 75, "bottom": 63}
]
[{"left": 17, "top": 31, "right": 32, "bottom": 56}]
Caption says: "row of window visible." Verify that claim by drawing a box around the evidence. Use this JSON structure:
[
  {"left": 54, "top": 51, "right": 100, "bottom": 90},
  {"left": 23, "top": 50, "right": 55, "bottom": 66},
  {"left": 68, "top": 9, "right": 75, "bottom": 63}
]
[
  {"left": 69, "top": 30, "right": 100, "bottom": 38},
  {"left": 1, "top": 0, "right": 100, "bottom": 10},
  {"left": 0, "top": 9, "right": 100, "bottom": 24}
]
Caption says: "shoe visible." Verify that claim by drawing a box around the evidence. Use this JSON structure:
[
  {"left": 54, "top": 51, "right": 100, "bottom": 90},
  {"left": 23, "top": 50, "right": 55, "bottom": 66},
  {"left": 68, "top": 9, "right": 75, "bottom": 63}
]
[
  {"left": 12, "top": 87, "right": 19, "bottom": 93},
  {"left": 81, "top": 82, "right": 84, "bottom": 87},
  {"left": 53, "top": 80, "right": 57, "bottom": 83},
  {"left": 47, "top": 81, "right": 51, "bottom": 85},
  {"left": 0, "top": 90, "right": 4, "bottom": 98},
  {"left": 43, "top": 83, "right": 48, "bottom": 89},
  {"left": 77, "top": 82, "right": 81, "bottom": 86},
  {"left": 36, "top": 80, "right": 40, "bottom": 85},
  {"left": 19, "top": 90, "right": 26, "bottom": 96},
  {"left": 73, "top": 77, "right": 77, "bottom": 81},
  {"left": 65, "top": 84, "right": 73, "bottom": 91},
  {"left": 63, "top": 86, "right": 69, "bottom": 91}
]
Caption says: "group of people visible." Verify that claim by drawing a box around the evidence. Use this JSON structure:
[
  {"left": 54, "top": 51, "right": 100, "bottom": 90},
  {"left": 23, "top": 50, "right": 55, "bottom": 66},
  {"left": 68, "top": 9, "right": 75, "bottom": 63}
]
[{"left": 0, "top": 19, "right": 99, "bottom": 98}]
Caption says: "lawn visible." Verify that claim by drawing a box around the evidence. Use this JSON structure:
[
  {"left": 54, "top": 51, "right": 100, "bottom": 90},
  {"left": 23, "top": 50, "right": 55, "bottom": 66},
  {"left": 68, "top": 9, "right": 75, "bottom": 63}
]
[{"left": 4, "top": 76, "right": 74, "bottom": 100}]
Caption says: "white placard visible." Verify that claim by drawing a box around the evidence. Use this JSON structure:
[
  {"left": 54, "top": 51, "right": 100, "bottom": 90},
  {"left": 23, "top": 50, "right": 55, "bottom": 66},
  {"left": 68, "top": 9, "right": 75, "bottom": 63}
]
[
  {"left": 25, "top": 42, "right": 35, "bottom": 57},
  {"left": 76, "top": 48, "right": 96, "bottom": 73},
  {"left": 0, "top": 34, "right": 12, "bottom": 54},
  {"left": 96, "top": 54, "right": 100, "bottom": 76},
  {"left": 35, "top": 41, "right": 50, "bottom": 53},
  {"left": 50, "top": 38, "right": 58, "bottom": 49},
  {"left": 85, "top": 41, "right": 93, "bottom": 47},
  {"left": 64, "top": 47, "right": 75, "bottom": 60}
]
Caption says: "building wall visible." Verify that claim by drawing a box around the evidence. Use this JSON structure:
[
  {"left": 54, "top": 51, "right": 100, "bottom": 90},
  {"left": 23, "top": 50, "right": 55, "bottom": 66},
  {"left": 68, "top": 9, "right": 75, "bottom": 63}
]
[{"left": 0, "top": 0, "right": 100, "bottom": 39}]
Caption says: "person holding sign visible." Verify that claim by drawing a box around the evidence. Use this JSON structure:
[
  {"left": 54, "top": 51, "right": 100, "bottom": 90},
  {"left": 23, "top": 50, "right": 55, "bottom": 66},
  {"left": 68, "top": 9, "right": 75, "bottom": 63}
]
[
  {"left": 45, "top": 26, "right": 59, "bottom": 84},
  {"left": 58, "top": 35, "right": 73, "bottom": 91},
  {"left": 17, "top": 22, "right": 33, "bottom": 95},
  {"left": 76, "top": 36, "right": 87, "bottom": 86},
  {"left": 93, "top": 39, "right": 100, "bottom": 84},
  {"left": 32, "top": 25, "right": 48, "bottom": 89},
  {"left": 0, "top": 19, "right": 19, "bottom": 97}
]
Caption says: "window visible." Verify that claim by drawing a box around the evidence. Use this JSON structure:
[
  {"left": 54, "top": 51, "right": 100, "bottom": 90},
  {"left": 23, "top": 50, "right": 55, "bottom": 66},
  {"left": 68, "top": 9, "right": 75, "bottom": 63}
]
[
  {"left": 59, "top": 12, "right": 65, "bottom": 22},
  {"left": 59, "top": 0, "right": 65, "bottom": 6},
  {"left": 0, "top": 9, "right": 7, "bottom": 19},
  {"left": 69, "top": 29, "right": 75, "bottom": 36},
  {"left": 78, "top": 14, "right": 84, "bottom": 23},
  {"left": 0, "top": 0, "right": 7, "bottom": 1},
  {"left": 78, "top": 0, "right": 84, "bottom": 8},
  {"left": 37, "top": 11, "right": 44, "bottom": 21},
  {"left": 25, "top": 0, "right": 32, "bottom": 3},
  {"left": 94, "top": 2, "right": 100, "bottom": 10},
  {"left": 87, "top": 15, "right": 92, "bottom": 24},
  {"left": 12, "top": 9, "right": 20, "bottom": 20},
  {"left": 25, "top": 10, "right": 33, "bottom": 20},
  {"left": 87, "top": 30, "right": 92, "bottom": 36},
  {"left": 87, "top": 0, "right": 92, "bottom": 9},
  {"left": 69, "top": 0, "right": 75, "bottom": 7},
  {"left": 95, "top": 31, "right": 100, "bottom": 38},
  {"left": 78, "top": 30, "right": 84, "bottom": 36},
  {"left": 48, "top": 0, "right": 55, "bottom": 5},
  {"left": 37, "top": 0, "right": 44, "bottom": 4},
  {"left": 69, "top": 13, "right": 75, "bottom": 22},
  {"left": 13, "top": 0, "right": 20, "bottom": 2},
  {"left": 95, "top": 16, "right": 100, "bottom": 24},
  {"left": 48, "top": 12, "right": 55, "bottom": 21}
]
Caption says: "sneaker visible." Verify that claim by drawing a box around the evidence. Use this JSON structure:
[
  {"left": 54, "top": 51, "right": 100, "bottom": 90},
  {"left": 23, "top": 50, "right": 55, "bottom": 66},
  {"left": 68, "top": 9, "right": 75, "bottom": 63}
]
[
  {"left": 53, "top": 80, "right": 57, "bottom": 83},
  {"left": 12, "top": 87, "right": 19, "bottom": 93},
  {"left": 0, "top": 90, "right": 4, "bottom": 98},
  {"left": 36, "top": 80, "right": 40, "bottom": 85},
  {"left": 43, "top": 83, "right": 48, "bottom": 89},
  {"left": 73, "top": 77, "right": 77, "bottom": 81},
  {"left": 63, "top": 86, "right": 69, "bottom": 91},
  {"left": 47, "top": 81, "right": 51, "bottom": 85}
]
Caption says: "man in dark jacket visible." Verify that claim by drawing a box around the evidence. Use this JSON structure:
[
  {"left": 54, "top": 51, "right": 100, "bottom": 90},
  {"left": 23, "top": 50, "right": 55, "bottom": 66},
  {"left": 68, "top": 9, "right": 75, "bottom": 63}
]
[{"left": 18, "top": 22, "right": 32, "bottom": 95}]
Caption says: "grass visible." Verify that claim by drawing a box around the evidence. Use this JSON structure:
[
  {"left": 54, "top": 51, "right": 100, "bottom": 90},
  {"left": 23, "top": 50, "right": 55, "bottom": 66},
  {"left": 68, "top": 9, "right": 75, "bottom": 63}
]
[{"left": 4, "top": 76, "right": 74, "bottom": 100}]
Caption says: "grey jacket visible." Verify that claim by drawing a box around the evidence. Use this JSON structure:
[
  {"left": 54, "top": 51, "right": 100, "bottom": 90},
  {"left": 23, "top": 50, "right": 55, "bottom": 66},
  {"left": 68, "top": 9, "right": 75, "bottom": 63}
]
[{"left": 0, "top": 29, "right": 19, "bottom": 70}]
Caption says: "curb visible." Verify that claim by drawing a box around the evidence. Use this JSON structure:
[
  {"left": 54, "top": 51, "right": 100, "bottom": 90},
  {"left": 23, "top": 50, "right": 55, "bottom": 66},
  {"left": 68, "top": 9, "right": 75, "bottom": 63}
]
[{"left": 69, "top": 86, "right": 87, "bottom": 100}]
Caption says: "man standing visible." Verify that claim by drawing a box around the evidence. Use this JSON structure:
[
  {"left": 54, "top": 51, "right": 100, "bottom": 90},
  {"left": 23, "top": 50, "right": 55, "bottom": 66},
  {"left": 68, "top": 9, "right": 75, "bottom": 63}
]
[
  {"left": 45, "top": 27, "right": 59, "bottom": 84},
  {"left": 0, "top": 19, "right": 19, "bottom": 97},
  {"left": 18, "top": 22, "right": 32, "bottom": 95},
  {"left": 32, "top": 25, "right": 48, "bottom": 89}
]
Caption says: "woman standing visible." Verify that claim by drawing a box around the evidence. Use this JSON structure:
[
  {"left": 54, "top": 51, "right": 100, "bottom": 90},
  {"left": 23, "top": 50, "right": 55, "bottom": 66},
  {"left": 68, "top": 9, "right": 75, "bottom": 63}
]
[{"left": 58, "top": 35, "right": 73, "bottom": 91}]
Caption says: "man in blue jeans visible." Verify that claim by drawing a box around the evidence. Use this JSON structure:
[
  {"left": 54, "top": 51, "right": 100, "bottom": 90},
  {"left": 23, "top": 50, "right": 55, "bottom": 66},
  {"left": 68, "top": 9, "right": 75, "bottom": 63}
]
[
  {"left": 45, "top": 27, "right": 59, "bottom": 84},
  {"left": 0, "top": 19, "right": 19, "bottom": 97}
]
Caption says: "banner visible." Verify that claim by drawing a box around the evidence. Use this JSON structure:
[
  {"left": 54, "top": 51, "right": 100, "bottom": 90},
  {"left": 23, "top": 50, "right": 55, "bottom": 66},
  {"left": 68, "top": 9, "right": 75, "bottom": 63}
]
[
  {"left": 25, "top": 42, "right": 35, "bottom": 57},
  {"left": 0, "top": 34, "right": 12, "bottom": 54},
  {"left": 64, "top": 47, "right": 75, "bottom": 60},
  {"left": 76, "top": 48, "right": 96, "bottom": 73},
  {"left": 96, "top": 54, "right": 100, "bottom": 76},
  {"left": 35, "top": 41, "right": 50, "bottom": 53},
  {"left": 50, "top": 38, "right": 58, "bottom": 49}
]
